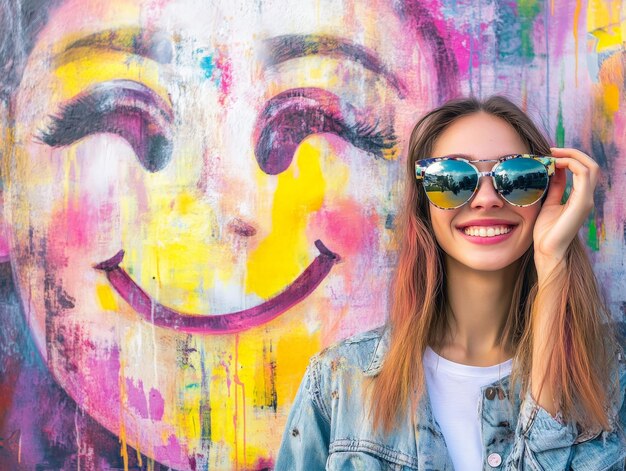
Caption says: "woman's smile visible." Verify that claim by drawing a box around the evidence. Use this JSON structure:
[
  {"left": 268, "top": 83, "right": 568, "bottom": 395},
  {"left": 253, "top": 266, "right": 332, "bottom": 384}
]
[{"left": 455, "top": 218, "right": 518, "bottom": 244}]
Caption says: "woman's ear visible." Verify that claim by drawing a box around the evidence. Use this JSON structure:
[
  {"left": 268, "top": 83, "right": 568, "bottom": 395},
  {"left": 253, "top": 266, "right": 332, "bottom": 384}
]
[{"left": 0, "top": 99, "right": 11, "bottom": 262}]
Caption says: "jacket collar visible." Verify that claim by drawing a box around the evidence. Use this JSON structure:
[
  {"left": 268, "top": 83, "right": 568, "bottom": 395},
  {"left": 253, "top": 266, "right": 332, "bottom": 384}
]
[
  {"left": 361, "top": 326, "right": 515, "bottom": 392},
  {"left": 363, "top": 326, "right": 391, "bottom": 376}
]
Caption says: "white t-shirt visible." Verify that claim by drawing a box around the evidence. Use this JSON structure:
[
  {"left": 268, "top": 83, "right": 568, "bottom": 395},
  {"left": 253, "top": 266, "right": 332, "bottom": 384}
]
[{"left": 423, "top": 347, "right": 513, "bottom": 471}]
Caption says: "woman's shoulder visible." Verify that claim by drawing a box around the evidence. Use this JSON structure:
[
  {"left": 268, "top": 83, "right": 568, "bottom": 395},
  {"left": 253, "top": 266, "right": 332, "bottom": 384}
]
[
  {"left": 300, "top": 326, "right": 389, "bottom": 428},
  {"left": 309, "top": 325, "right": 388, "bottom": 377}
]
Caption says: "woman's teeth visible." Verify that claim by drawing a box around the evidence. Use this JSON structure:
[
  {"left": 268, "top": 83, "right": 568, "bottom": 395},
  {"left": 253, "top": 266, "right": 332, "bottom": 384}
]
[{"left": 462, "top": 226, "right": 513, "bottom": 237}]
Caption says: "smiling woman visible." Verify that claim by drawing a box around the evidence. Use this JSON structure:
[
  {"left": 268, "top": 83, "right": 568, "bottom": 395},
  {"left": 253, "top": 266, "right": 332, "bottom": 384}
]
[
  {"left": 276, "top": 96, "right": 625, "bottom": 471},
  {"left": 0, "top": 0, "right": 458, "bottom": 469}
]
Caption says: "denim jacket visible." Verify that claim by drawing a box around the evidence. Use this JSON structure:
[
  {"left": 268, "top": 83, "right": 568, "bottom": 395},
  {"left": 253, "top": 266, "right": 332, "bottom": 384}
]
[{"left": 276, "top": 326, "right": 626, "bottom": 470}]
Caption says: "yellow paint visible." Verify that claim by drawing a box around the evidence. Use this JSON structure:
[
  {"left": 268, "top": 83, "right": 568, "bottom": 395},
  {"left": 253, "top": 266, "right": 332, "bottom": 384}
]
[
  {"left": 233, "top": 334, "right": 246, "bottom": 468},
  {"left": 207, "top": 347, "right": 236, "bottom": 445},
  {"left": 246, "top": 140, "right": 326, "bottom": 298},
  {"left": 176, "top": 192, "right": 195, "bottom": 215},
  {"left": 587, "top": 0, "right": 622, "bottom": 52},
  {"left": 116, "top": 176, "right": 237, "bottom": 314},
  {"left": 171, "top": 336, "right": 203, "bottom": 447},
  {"left": 267, "top": 57, "right": 381, "bottom": 101},
  {"left": 96, "top": 283, "right": 119, "bottom": 311},
  {"left": 118, "top": 330, "right": 150, "bottom": 471},
  {"left": 133, "top": 189, "right": 238, "bottom": 313},
  {"left": 119, "top": 358, "right": 129, "bottom": 471},
  {"left": 573, "top": 0, "right": 581, "bottom": 87},
  {"left": 162, "top": 328, "right": 316, "bottom": 466},
  {"left": 0, "top": 106, "right": 12, "bottom": 185},
  {"left": 134, "top": 434, "right": 143, "bottom": 468},
  {"left": 53, "top": 50, "right": 169, "bottom": 103},
  {"left": 63, "top": 146, "right": 79, "bottom": 212},
  {"left": 589, "top": 27, "right": 622, "bottom": 51},
  {"left": 308, "top": 134, "right": 350, "bottom": 196},
  {"left": 603, "top": 83, "right": 620, "bottom": 114},
  {"left": 275, "top": 325, "right": 321, "bottom": 404}
]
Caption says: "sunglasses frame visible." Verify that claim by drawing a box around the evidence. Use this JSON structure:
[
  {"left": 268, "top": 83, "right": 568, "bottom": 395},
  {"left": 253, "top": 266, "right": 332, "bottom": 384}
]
[{"left": 415, "top": 154, "right": 556, "bottom": 210}]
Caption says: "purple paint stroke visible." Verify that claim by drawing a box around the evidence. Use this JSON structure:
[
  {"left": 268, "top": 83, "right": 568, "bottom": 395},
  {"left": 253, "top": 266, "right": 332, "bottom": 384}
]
[
  {"left": 262, "top": 34, "right": 408, "bottom": 97},
  {"left": 394, "top": 0, "right": 460, "bottom": 102},
  {"left": 94, "top": 240, "right": 340, "bottom": 334},
  {"left": 112, "top": 378, "right": 163, "bottom": 422},
  {"left": 126, "top": 379, "right": 149, "bottom": 419},
  {"left": 149, "top": 387, "right": 165, "bottom": 421}
]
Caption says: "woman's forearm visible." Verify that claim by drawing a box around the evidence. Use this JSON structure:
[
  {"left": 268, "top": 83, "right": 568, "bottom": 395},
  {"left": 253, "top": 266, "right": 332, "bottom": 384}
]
[{"left": 530, "top": 257, "right": 567, "bottom": 417}]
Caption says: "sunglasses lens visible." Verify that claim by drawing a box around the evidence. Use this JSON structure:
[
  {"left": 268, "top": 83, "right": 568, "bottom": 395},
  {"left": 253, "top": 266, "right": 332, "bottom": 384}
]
[
  {"left": 423, "top": 160, "right": 478, "bottom": 209},
  {"left": 494, "top": 158, "right": 548, "bottom": 206}
]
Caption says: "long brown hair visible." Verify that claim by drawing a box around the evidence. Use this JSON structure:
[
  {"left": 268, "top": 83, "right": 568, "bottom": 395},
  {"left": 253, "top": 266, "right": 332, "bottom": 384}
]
[{"left": 370, "top": 95, "right": 617, "bottom": 434}]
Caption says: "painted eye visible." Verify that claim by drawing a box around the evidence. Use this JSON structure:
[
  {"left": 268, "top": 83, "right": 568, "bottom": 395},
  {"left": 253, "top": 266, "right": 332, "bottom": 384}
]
[
  {"left": 253, "top": 88, "right": 396, "bottom": 175},
  {"left": 39, "top": 80, "right": 174, "bottom": 173}
]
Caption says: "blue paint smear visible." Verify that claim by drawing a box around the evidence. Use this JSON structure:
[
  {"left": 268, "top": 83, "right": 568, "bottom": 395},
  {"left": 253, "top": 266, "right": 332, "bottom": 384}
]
[{"left": 200, "top": 55, "right": 216, "bottom": 80}]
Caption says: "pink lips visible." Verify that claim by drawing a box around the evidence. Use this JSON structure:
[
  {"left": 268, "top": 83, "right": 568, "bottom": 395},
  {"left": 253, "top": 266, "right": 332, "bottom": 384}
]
[{"left": 94, "top": 240, "right": 340, "bottom": 334}]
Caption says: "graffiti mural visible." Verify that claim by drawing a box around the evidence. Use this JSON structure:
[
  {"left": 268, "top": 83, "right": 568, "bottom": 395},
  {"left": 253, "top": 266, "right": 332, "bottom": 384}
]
[{"left": 0, "top": 0, "right": 623, "bottom": 469}]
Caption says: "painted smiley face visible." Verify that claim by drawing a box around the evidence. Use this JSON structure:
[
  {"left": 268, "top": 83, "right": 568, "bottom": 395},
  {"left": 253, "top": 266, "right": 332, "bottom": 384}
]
[{"left": 3, "top": 0, "right": 439, "bottom": 467}]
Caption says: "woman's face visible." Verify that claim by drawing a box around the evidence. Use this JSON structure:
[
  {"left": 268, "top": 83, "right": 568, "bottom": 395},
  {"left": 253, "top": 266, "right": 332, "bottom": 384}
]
[
  {"left": 428, "top": 112, "right": 542, "bottom": 272},
  {"left": 4, "top": 0, "right": 435, "bottom": 466}
]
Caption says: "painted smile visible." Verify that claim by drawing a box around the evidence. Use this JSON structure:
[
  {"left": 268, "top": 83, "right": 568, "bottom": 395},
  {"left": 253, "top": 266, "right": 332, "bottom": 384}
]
[{"left": 94, "top": 240, "right": 340, "bottom": 334}]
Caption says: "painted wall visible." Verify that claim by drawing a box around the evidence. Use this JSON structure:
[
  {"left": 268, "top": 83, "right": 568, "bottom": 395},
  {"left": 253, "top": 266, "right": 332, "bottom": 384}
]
[{"left": 0, "top": 0, "right": 623, "bottom": 469}]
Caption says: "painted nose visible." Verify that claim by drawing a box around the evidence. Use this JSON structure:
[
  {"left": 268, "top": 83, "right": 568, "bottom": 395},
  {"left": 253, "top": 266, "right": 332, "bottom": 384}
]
[{"left": 227, "top": 218, "right": 257, "bottom": 237}]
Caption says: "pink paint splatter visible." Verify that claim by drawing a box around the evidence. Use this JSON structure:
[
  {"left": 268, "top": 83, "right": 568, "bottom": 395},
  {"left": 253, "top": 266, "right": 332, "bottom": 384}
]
[
  {"left": 148, "top": 387, "right": 165, "bottom": 421},
  {"left": 215, "top": 53, "right": 233, "bottom": 106},
  {"left": 153, "top": 434, "right": 188, "bottom": 470},
  {"left": 308, "top": 200, "right": 380, "bottom": 257},
  {"left": 125, "top": 378, "right": 149, "bottom": 419},
  {"left": 124, "top": 379, "right": 165, "bottom": 421},
  {"left": 252, "top": 456, "right": 275, "bottom": 470}
]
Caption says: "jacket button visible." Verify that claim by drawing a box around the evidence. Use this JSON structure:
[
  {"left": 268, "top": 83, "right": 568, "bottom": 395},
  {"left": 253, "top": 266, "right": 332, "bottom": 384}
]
[
  {"left": 487, "top": 452, "right": 502, "bottom": 467},
  {"left": 485, "top": 387, "right": 496, "bottom": 400}
]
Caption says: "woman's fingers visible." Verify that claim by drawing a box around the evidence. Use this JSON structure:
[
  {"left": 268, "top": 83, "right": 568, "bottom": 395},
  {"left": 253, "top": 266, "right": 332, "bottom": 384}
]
[
  {"left": 555, "top": 159, "right": 597, "bottom": 202},
  {"left": 545, "top": 148, "right": 599, "bottom": 209},
  {"left": 549, "top": 146, "right": 598, "bottom": 168},
  {"left": 537, "top": 149, "right": 599, "bottom": 248},
  {"left": 542, "top": 166, "right": 566, "bottom": 206}
]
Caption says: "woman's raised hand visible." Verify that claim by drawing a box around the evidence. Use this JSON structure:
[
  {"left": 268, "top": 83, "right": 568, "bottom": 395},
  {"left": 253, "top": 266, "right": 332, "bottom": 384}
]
[{"left": 532, "top": 147, "right": 599, "bottom": 277}]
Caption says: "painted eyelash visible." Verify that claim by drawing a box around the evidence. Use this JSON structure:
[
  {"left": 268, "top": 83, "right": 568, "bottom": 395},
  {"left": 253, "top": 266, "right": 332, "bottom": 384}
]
[
  {"left": 345, "top": 118, "right": 397, "bottom": 157},
  {"left": 38, "top": 80, "right": 173, "bottom": 173},
  {"left": 254, "top": 87, "right": 397, "bottom": 175}
]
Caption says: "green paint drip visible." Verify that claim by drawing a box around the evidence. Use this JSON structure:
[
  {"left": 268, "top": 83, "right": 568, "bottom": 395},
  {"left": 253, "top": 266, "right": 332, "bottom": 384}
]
[
  {"left": 587, "top": 212, "right": 600, "bottom": 251},
  {"left": 555, "top": 99, "right": 572, "bottom": 205},
  {"left": 518, "top": 0, "right": 541, "bottom": 59},
  {"left": 556, "top": 99, "right": 565, "bottom": 147}
]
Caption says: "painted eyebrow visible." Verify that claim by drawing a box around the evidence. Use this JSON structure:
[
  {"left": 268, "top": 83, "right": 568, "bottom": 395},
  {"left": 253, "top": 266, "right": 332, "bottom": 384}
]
[
  {"left": 53, "top": 28, "right": 174, "bottom": 67},
  {"left": 262, "top": 34, "right": 407, "bottom": 98}
]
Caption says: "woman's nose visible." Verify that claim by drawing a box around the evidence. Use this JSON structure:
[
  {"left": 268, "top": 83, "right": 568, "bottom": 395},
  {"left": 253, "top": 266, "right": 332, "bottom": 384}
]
[{"left": 469, "top": 176, "right": 504, "bottom": 209}]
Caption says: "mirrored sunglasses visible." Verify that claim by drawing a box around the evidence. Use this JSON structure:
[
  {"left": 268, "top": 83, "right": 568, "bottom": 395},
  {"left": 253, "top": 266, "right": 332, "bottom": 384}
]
[{"left": 415, "top": 154, "right": 556, "bottom": 210}]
